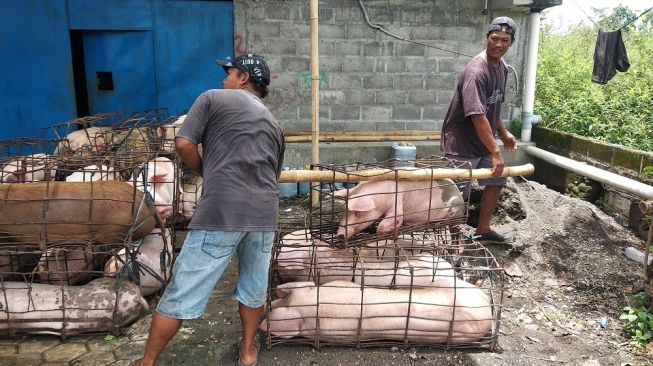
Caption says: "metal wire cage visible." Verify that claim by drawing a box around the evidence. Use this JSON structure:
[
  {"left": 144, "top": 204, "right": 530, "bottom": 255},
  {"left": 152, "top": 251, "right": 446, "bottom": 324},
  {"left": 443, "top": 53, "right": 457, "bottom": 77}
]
[
  {"left": 0, "top": 122, "right": 179, "bottom": 337},
  {"left": 308, "top": 156, "right": 472, "bottom": 248},
  {"left": 265, "top": 229, "right": 503, "bottom": 350}
]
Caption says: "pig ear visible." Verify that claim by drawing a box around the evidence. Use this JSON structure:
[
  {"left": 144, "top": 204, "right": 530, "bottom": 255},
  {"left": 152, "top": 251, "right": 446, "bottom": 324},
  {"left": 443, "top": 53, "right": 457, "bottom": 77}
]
[
  {"left": 348, "top": 196, "right": 375, "bottom": 212},
  {"left": 265, "top": 308, "right": 302, "bottom": 338}
]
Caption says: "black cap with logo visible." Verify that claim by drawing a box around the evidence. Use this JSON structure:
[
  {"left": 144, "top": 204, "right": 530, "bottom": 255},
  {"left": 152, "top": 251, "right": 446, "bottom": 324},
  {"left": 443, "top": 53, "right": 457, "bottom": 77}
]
[
  {"left": 487, "top": 16, "right": 516, "bottom": 41},
  {"left": 215, "top": 53, "right": 271, "bottom": 86}
]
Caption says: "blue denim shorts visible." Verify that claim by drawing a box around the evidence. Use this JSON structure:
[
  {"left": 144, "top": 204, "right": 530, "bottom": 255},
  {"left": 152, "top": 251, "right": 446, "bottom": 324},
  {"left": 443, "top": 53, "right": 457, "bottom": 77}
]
[
  {"left": 446, "top": 154, "right": 507, "bottom": 198},
  {"left": 156, "top": 230, "right": 274, "bottom": 320}
]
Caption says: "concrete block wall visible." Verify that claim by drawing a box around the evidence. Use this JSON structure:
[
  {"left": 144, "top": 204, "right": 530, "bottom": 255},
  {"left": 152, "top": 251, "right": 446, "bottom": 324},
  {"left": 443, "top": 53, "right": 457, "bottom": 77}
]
[{"left": 233, "top": 0, "right": 529, "bottom": 133}]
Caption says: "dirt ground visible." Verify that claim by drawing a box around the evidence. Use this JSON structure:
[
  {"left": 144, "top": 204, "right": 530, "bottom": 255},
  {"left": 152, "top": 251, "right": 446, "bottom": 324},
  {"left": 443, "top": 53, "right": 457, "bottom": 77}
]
[{"left": 117, "top": 177, "right": 653, "bottom": 366}]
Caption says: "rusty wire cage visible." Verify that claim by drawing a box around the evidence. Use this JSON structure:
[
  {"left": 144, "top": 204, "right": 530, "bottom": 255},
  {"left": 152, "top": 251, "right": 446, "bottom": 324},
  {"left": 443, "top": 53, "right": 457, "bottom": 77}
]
[
  {"left": 265, "top": 228, "right": 503, "bottom": 350},
  {"left": 0, "top": 123, "right": 178, "bottom": 337},
  {"left": 308, "top": 156, "right": 473, "bottom": 248}
]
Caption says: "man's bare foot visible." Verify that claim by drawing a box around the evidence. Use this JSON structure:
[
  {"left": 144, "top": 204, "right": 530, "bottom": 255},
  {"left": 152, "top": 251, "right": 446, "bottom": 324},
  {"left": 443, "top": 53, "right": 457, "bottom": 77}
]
[
  {"left": 129, "top": 358, "right": 153, "bottom": 366},
  {"left": 237, "top": 337, "right": 260, "bottom": 366}
]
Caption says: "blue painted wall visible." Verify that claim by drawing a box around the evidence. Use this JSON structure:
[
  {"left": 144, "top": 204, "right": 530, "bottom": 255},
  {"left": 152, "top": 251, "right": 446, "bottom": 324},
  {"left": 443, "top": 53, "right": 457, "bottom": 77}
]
[
  {"left": 0, "top": 0, "right": 233, "bottom": 141},
  {"left": 0, "top": 0, "right": 77, "bottom": 140}
]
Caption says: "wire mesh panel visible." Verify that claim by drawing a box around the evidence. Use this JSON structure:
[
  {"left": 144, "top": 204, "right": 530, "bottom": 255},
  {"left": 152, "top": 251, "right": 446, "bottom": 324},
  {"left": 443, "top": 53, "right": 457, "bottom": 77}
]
[
  {"left": 265, "top": 229, "right": 503, "bottom": 350},
  {"left": 0, "top": 125, "right": 180, "bottom": 337},
  {"left": 309, "top": 156, "right": 472, "bottom": 248}
]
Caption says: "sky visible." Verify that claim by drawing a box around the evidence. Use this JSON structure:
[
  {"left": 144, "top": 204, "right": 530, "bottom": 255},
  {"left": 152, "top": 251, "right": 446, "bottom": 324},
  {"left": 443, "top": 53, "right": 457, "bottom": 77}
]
[{"left": 542, "top": 0, "right": 653, "bottom": 32}]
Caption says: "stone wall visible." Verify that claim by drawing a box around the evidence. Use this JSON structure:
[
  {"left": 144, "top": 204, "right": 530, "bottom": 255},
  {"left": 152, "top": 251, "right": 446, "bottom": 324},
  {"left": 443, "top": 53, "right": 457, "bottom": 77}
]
[{"left": 233, "top": 0, "right": 530, "bottom": 132}]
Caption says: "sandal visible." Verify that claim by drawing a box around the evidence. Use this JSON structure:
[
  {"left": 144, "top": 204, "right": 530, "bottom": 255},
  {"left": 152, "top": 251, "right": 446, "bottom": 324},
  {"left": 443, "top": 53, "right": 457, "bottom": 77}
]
[
  {"left": 473, "top": 230, "right": 511, "bottom": 245},
  {"left": 236, "top": 337, "right": 260, "bottom": 366}
]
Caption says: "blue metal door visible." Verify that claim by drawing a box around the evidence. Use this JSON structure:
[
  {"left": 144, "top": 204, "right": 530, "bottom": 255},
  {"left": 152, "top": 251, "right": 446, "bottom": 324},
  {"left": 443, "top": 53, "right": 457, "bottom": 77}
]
[{"left": 83, "top": 31, "right": 157, "bottom": 115}]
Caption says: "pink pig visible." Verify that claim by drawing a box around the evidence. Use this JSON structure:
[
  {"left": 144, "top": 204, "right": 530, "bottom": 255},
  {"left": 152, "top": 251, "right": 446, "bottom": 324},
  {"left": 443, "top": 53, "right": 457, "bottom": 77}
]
[
  {"left": 260, "top": 279, "right": 493, "bottom": 344},
  {"left": 129, "top": 157, "right": 180, "bottom": 220},
  {"left": 157, "top": 115, "right": 185, "bottom": 152},
  {"left": 334, "top": 179, "right": 464, "bottom": 239}
]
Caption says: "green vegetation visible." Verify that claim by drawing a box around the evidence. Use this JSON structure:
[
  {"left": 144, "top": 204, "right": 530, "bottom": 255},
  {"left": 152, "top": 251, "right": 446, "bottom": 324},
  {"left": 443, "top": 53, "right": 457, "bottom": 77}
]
[
  {"left": 536, "top": 6, "right": 653, "bottom": 152},
  {"left": 621, "top": 292, "right": 653, "bottom": 348}
]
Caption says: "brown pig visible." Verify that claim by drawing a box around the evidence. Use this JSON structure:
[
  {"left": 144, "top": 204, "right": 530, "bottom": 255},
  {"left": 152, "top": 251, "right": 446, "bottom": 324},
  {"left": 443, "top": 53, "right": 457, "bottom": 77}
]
[
  {"left": 261, "top": 279, "right": 493, "bottom": 344},
  {"left": 0, "top": 181, "right": 157, "bottom": 244}
]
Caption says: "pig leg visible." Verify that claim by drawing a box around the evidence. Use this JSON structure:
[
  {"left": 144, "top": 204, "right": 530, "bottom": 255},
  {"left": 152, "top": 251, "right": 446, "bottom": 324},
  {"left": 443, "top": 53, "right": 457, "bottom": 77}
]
[{"left": 376, "top": 193, "right": 404, "bottom": 235}]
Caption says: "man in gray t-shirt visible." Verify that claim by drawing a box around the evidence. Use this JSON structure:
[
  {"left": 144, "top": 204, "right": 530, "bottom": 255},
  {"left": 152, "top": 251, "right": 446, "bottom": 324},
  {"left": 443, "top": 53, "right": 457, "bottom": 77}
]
[
  {"left": 133, "top": 54, "right": 284, "bottom": 366},
  {"left": 441, "top": 17, "right": 518, "bottom": 244}
]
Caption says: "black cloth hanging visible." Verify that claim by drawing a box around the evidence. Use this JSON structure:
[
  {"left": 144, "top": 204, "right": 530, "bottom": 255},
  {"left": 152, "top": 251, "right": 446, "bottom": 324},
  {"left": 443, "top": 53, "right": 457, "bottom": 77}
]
[{"left": 592, "top": 29, "right": 630, "bottom": 84}]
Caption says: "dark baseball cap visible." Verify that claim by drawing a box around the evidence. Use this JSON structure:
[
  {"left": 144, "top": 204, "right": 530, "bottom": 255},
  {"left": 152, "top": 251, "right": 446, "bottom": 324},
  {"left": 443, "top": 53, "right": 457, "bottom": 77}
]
[
  {"left": 215, "top": 53, "right": 271, "bottom": 86},
  {"left": 487, "top": 16, "right": 516, "bottom": 40}
]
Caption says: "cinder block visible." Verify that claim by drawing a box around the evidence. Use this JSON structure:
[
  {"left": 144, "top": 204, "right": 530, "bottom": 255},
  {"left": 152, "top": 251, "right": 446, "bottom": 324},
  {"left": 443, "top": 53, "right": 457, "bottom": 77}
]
[
  {"left": 281, "top": 57, "right": 310, "bottom": 72},
  {"left": 320, "top": 121, "right": 347, "bottom": 132},
  {"left": 397, "top": 11, "right": 432, "bottom": 23},
  {"left": 280, "top": 23, "right": 310, "bottom": 39},
  {"left": 319, "top": 91, "right": 345, "bottom": 104},
  {"left": 376, "top": 121, "right": 407, "bottom": 131},
  {"left": 411, "top": 26, "right": 444, "bottom": 40},
  {"left": 342, "top": 58, "right": 375, "bottom": 72},
  {"left": 374, "top": 59, "right": 405, "bottom": 73},
  {"left": 422, "top": 106, "right": 448, "bottom": 120},
  {"left": 260, "top": 22, "right": 281, "bottom": 37},
  {"left": 404, "top": 59, "right": 439, "bottom": 73},
  {"left": 318, "top": 8, "right": 335, "bottom": 23},
  {"left": 405, "top": 120, "right": 439, "bottom": 131},
  {"left": 437, "top": 90, "right": 454, "bottom": 104},
  {"left": 331, "top": 105, "right": 360, "bottom": 120},
  {"left": 397, "top": 42, "right": 426, "bottom": 57},
  {"left": 328, "top": 73, "right": 362, "bottom": 89},
  {"left": 346, "top": 23, "right": 377, "bottom": 39},
  {"left": 438, "top": 58, "right": 465, "bottom": 73},
  {"left": 362, "top": 106, "right": 392, "bottom": 122},
  {"left": 363, "top": 41, "right": 395, "bottom": 57},
  {"left": 344, "top": 121, "right": 378, "bottom": 131},
  {"left": 368, "top": 6, "right": 393, "bottom": 23},
  {"left": 376, "top": 90, "right": 407, "bottom": 105},
  {"left": 267, "top": 39, "right": 298, "bottom": 55},
  {"left": 299, "top": 105, "right": 330, "bottom": 119},
  {"left": 424, "top": 42, "right": 463, "bottom": 58},
  {"left": 424, "top": 72, "right": 458, "bottom": 90},
  {"left": 363, "top": 74, "right": 393, "bottom": 89},
  {"left": 442, "top": 26, "right": 477, "bottom": 42},
  {"left": 320, "top": 58, "right": 343, "bottom": 72},
  {"left": 408, "top": 90, "right": 437, "bottom": 105},
  {"left": 319, "top": 24, "right": 346, "bottom": 39},
  {"left": 394, "top": 75, "right": 424, "bottom": 90},
  {"left": 393, "top": 106, "right": 421, "bottom": 120},
  {"left": 334, "top": 41, "right": 362, "bottom": 56},
  {"left": 343, "top": 89, "right": 375, "bottom": 105}
]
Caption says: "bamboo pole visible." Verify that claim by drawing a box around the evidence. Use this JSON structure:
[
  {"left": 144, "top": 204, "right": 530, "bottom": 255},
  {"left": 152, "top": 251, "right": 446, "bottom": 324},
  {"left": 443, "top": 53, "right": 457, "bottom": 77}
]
[
  {"left": 284, "top": 131, "right": 439, "bottom": 137},
  {"left": 285, "top": 134, "right": 441, "bottom": 143},
  {"left": 309, "top": 0, "right": 320, "bottom": 206},
  {"left": 278, "top": 163, "right": 535, "bottom": 183}
]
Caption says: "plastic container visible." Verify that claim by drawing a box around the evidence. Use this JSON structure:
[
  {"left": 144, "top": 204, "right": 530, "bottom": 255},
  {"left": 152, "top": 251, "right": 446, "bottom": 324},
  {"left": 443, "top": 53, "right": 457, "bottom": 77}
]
[
  {"left": 298, "top": 182, "right": 310, "bottom": 195},
  {"left": 279, "top": 183, "right": 297, "bottom": 197},
  {"left": 392, "top": 141, "right": 416, "bottom": 168}
]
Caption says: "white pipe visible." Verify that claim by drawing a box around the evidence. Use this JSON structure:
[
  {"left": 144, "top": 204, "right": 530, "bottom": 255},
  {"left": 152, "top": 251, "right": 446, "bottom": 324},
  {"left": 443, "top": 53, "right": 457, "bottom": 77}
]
[
  {"left": 525, "top": 146, "right": 653, "bottom": 200},
  {"left": 521, "top": 11, "right": 542, "bottom": 143}
]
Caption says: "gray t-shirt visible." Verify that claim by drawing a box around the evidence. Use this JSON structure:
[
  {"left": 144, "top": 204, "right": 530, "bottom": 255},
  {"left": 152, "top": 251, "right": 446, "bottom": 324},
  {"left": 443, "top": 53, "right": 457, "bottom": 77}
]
[
  {"left": 177, "top": 89, "right": 285, "bottom": 231},
  {"left": 441, "top": 53, "right": 507, "bottom": 157}
]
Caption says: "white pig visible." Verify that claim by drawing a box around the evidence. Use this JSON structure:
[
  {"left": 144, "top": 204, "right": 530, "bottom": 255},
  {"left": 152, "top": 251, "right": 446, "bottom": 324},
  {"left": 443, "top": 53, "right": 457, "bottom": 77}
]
[
  {"left": 36, "top": 246, "right": 96, "bottom": 286},
  {"left": 103, "top": 228, "right": 172, "bottom": 296},
  {"left": 179, "top": 175, "right": 203, "bottom": 221},
  {"left": 276, "top": 230, "right": 454, "bottom": 287},
  {"left": 157, "top": 115, "right": 186, "bottom": 152},
  {"left": 334, "top": 179, "right": 464, "bottom": 239},
  {"left": 55, "top": 127, "right": 112, "bottom": 157},
  {"left": 129, "top": 157, "right": 180, "bottom": 220},
  {"left": 261, "top": 279, "right": 493, "bottom": 344},
  {"left": 65, "top": 164, "right": 118, "bottom": 182},
  {"left": 1, "top": 154, "right": 56, "bottom": 182},
  {"left": 0, "top": 277, "right": 148, "bottom": 336}
]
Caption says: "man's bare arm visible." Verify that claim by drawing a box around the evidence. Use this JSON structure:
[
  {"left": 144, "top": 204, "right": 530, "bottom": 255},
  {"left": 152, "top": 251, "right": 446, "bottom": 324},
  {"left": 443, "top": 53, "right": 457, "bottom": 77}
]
[{"left": 175, "top": 137, "right": 203, "bottom": 177}]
